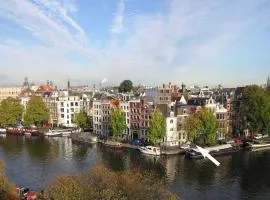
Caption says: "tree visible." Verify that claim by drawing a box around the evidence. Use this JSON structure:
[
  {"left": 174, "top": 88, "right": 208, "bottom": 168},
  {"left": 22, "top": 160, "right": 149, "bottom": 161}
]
[
  {"left": 119, "top": 80, "right": 133, "bottom": 93},
  {"left": 23, "top": 96, "right": 49, "bottom": 127},
  {"left": 73, "top": 110, "right": 88, "bottom": 128},
  {"left": 199, "top": 108, "right": 217, "bottom": 146},
  {"left": 42, "top": 165, "right": 179, "bottom": 200},
  {"left": 183, "top": 108, "right": 217, "bottom": 146},
  {"left": 0, "top": 161, "right": 17, "bottom": 200},
  {"left": 148, "top": 109, "right": 166, "bottom": 144},
  {"left": 0, "top": 97, "right": 23, "bottom": 127},
  {"left": 183, "top": 113, "right": 202, "bottom": 141},
  {"left": 108, "top": 108, "right": 126, "bottom": 137},
  {"left": 240, "top": 85, "right": 270, "bottom": 135}
]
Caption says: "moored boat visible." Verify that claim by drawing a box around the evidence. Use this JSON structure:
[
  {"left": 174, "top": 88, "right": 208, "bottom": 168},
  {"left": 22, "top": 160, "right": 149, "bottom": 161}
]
[
  {"left": 6, "top": 127, "right": 24, "bottom": 135},
  {"left": 103, "top": 140, "right": 123, "bottom": 148},
  {"left": 0, "top": 128, "right": 6, "bottom": 133},
  {"left": 23, "top": 126, "right": 39, "bottom": 136},
  {"left": 43, "top": 129, "right": 62, "bottom": 137},
  {"left": 139, "top": 146, "right": 161, "bottom": 156},
  {"left": 185, "top": 144, "right": 239, "bottom": 159}
]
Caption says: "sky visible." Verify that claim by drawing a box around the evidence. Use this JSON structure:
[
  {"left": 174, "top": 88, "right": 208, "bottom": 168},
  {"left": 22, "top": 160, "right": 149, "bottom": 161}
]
[{"left": 0, "top": 0, "right": 270, "bottom": 88}]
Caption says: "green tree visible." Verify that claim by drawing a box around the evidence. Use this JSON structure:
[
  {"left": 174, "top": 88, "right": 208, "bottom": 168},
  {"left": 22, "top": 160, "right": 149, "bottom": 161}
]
[
  {"left": 199, "top": 108, "right": 217, "bottom": 146},
  {"left": 23, "top": 96, "right": 49, "bottom": 127},
  {"left": 266, "top": 86, "right": 270, "bottom": 97},
  {"left": 0, "top": 97, "right": 23, "bottom": 127},
  {"left": 73, "top": 110, "right": 88, "bottom": 128},
  {"left": 148, "top": 109, "right": 166, "bottom": 144},
  {"left": 241, "top": 85, "right": 270, "bottom": 135},
  {"left": 108, "top": 108, "right": 126, "bottom": 137},
  {"left": 119, "top": 80, "right": 133, "bottom": 93}
]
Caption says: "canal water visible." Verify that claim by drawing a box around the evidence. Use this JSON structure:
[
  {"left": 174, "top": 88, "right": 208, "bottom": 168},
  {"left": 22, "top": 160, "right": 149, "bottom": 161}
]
[{"left": 1, "top": 135, "right": 270, "bottom": 200}]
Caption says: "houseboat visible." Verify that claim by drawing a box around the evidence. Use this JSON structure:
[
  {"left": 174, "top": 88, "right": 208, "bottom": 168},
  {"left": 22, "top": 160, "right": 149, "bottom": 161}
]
[
  {"left": 6, "top": 127, "right": 24, "bottom": 135},
  {"left": 44, "top": 129, "right": 72, "bottom": 137},
  {"left": 139, "top": 146, "right": 161, "bottom": 156},
  {"left": 243, "top": 141, "right": 270, "bottom": 151},
  {"left": 185, "top": 144, "right": 239, "bottom": 159},
  {"left": 23, "top": 126, "right": 39, "bottom": 136}
]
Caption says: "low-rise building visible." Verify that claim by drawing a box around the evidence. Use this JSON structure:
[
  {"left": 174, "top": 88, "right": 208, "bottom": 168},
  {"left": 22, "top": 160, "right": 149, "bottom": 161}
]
[{"left": 0, "top": 86, "right": 22, "bottom": 102}]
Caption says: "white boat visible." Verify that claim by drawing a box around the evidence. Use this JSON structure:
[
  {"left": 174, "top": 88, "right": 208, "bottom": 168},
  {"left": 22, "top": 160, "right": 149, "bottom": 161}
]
[
  {"left": 180, "top": 141, "right": 191, "bottom": 150},
  {"left": 0, "top": 128, "right": 6, "bottom": 133},
  {"left": 251, "top": 143, "right": 270, "bottom": 148},
  {"left": 139, "top": 146, "right": 161, "bottom": 156},
  {"left": 43, "top": 130, "right": 63, "bottom": 137}
]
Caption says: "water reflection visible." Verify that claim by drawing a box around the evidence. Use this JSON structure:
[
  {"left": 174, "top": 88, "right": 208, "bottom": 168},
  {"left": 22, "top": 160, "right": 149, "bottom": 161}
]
[
  {"left": 1, "top": 136, "right": 270, "bottom": 200},
  {"left": 0, "top": 135, "right": 24, "bottom": 154},
  {"left": 73, "top": 145, "right": 88, "bottom": 160},
  {"left": 24, "top": 137, "right": 59, "bottom": 161}
]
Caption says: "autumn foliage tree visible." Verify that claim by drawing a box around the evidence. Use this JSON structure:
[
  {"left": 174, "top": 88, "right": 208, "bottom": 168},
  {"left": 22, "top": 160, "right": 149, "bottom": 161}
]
[
  {"left": 0, "top": 161, "right": 17, "bottom": 200},
  {"left": 183, "top": 108, "right": 217, "bottom": 146},
  {"left": 42, "top": 165, "right": 180, "bottom": 200}
]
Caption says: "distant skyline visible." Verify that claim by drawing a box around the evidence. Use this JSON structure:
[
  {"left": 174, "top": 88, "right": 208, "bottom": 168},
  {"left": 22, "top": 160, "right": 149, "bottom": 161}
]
[{"left": 0, "top": 0, "right": 270, "bottom": 87}]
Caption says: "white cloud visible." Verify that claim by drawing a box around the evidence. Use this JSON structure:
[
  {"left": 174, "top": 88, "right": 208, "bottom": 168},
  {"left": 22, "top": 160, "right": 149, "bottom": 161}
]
[
  {"left": 0, "top": 0, "right": 270, "bottom": 87},
  {"left": 110, "top": 0, "right": 125, "bottom": 34}
]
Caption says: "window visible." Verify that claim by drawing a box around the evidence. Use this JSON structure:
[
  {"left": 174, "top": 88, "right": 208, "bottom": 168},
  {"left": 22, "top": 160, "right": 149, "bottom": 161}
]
[
  {"left": 71, "top": 102, "right": 74, "bottom": 106},
  {"left": 170, "top": 119, "right": 173, "bottom": 123},
  {"left": 61, "top": 114, "right": 64, "bottom": 118},
  {"left": 61, "top": 102, "right": 64, "bottom": 107},
  {"left": 67, "top": 109, "right": 69, "bottom": 113},
  {"left": 71, "top": 108, "right": 74, "bottom": 112},
  {"left": 170, "top": 128, "right": 173, "bottom": 131},
  {"left": 67, "top": 120, "right": 69, "bottom": 124},
  {"left": 67, "top": 115, "right": 69, "bottom": 119},
  {"left": 75, "top": 102, "right": 78, "bottom": 106},
  {"left": 61, "top": 108, "right": 64, "bottom": 112}
]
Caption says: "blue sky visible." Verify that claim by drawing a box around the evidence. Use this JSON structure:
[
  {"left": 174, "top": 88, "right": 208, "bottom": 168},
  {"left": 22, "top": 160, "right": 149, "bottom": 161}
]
[{"left": 0, "top": 0, "right": 270, "bottom": 87}]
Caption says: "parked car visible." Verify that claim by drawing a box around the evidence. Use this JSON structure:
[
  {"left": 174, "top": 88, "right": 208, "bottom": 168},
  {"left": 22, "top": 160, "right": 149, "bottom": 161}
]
[{"left": 132, "top": 139, "right": 142, "bottom": 146}]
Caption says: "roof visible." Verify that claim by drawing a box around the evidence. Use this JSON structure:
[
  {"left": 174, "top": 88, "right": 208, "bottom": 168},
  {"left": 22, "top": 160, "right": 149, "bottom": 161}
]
[
  {"left": 179, "top": 95, "right": 187, "bottom": 105},
  {"left": 36, "top": 85, "right": 53, "bottom": 92}
]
